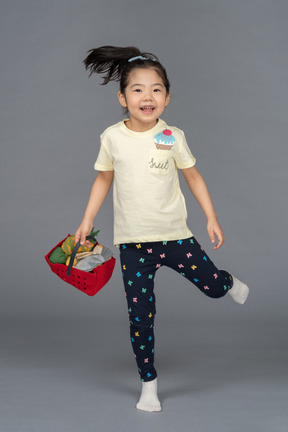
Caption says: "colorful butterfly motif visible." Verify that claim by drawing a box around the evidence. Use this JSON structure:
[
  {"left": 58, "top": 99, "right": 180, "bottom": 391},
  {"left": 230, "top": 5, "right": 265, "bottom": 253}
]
[
  {"left": 191, "top": 265, "right": 197, "bottom": 270},
  {"left": 186, "top": 253, "right": 192, "bottom": 258},
  {"left": 136, "top": 244, "right": 141, "bottom": 249},
  {"left": 160, "top": 253, "right": 165, "bottom": 259},
  {"left": 147, "top": 249, "right": 153, "bottom": 253}
]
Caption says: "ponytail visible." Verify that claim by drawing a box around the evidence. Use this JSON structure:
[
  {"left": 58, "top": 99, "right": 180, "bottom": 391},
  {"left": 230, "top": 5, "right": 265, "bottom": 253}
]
[{"left": 83, "top": 45, "right": 170, "bottom": 94}]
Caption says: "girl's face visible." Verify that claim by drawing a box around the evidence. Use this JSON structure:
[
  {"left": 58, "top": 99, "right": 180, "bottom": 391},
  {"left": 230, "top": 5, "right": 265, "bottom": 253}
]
[{"left": 118, "top": 67, "right": 170, "bottom": 132}]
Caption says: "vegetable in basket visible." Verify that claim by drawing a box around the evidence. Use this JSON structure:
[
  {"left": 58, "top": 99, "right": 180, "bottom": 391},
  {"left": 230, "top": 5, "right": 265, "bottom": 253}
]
[{"left": 49, "top": 247, "right": 68, "bottom": 264}]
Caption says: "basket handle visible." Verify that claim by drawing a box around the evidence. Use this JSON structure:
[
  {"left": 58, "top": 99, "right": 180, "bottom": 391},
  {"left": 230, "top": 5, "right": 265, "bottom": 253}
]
[{"left": 66, "top": 235, "right": 95, "bottom": 277}]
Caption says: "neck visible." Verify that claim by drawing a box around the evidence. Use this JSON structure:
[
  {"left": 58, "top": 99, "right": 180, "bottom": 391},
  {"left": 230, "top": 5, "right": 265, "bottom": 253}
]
[{"left": 124, "top": 118, "right": 159, "bottom": 132}]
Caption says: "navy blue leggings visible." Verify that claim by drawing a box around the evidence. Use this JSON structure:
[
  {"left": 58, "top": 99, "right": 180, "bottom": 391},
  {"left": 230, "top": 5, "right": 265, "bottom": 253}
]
[{"left": 119, "top": 236, "right": 233, "bottom": 382}]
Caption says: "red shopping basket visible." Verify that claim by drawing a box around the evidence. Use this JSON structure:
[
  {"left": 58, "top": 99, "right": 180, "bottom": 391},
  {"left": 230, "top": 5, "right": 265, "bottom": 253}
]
[{"left": 45, "top": 235, "right": 116, "bottom": 296}]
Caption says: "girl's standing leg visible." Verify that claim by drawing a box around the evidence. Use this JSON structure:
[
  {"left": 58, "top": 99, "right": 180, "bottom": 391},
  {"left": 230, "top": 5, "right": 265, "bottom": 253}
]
[
  {"left": 120, "top": 243, "right": 158, "bottom": 382},
  {"left": 119, "top": 243, "right": 162, "bottom": 412}
]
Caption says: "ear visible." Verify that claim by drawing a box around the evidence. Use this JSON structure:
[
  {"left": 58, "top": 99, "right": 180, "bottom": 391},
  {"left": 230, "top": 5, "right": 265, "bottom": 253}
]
[
  {"left": 118, "top": 91, "right": 127, "bottom": 109},
  {"left": 165, "top": 91, "right": 171, "bottom": 108}
]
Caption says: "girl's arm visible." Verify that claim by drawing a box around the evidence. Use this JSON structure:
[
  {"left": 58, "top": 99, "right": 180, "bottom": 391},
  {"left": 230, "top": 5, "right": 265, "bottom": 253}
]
[
  {"left": 75, "top": 170, "right": 114, "bottom": 246},
  {"left": 181, "top": 166, "right": 225, "bottom": 250}
]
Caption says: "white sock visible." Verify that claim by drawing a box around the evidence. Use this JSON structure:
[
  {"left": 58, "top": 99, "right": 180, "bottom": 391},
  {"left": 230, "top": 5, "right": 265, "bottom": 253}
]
[
  {"left": 136, "top": 378, "right": 162, "bottom": 412},
  {"left": 228, "top": 275, "right": 249, "bottom": 304}
]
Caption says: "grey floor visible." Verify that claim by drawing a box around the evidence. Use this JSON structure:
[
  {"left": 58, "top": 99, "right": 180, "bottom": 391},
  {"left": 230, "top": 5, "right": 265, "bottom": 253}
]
[{"left": 1, "top": 317, "right": 287, "bottom": 432}]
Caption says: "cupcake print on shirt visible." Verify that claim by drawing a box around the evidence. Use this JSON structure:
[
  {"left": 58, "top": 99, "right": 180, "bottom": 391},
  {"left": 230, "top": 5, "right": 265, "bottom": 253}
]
[{"left": 154, "top": 129, "right": 175, "bottom": 150}]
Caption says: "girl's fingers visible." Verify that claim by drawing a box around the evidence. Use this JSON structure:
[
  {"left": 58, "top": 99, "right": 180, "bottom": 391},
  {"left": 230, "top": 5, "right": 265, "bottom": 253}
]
[
  {"left": 209, "top": 231, "right": 215, "bottom": 244},
  {"left": 207, "top": 224, "right": 214, "bottom": 242},
  {"left": 80, "top": 234, "right": 87, "bottom": 246},
  {"left": 207, "top": 223, "right": 225, "bottom": 250},
  {"left": 213, "top": 230, "right": 225, "bottom": 249},
  {"left": 75, "top": 228, "right": 88, "bottom": 246}
]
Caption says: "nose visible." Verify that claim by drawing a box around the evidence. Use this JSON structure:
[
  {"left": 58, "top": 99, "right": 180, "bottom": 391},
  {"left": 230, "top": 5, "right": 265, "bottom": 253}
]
[{"left": 143, "top": 90, "right": 153, "bottom": 101}]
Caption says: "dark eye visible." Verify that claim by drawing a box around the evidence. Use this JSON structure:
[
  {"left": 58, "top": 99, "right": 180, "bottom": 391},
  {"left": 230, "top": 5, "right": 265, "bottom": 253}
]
[
  {"left": 134, "top": 89, "right": 142, "bottom": 92},
  {"left": 154, "top": 88, "right": 161, "bottom": 92}
]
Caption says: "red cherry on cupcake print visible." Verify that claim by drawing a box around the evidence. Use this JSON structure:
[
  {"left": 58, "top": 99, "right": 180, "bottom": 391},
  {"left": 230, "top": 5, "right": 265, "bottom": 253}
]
[{"left": 163, "top": 129, "right": 172, "bottom": 136}]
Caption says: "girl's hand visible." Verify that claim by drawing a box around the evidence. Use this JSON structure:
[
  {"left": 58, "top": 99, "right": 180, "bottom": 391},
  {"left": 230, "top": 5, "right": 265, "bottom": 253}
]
[
  {"left": 207, "top": 218, "right": 225, "bottom": 250},
  {"left": 75, "top": 220, "right": 93, "bottom": 247}
]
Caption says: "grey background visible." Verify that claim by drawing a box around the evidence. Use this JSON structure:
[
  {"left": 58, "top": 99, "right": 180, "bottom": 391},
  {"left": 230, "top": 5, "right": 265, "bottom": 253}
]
[{"left": 1, "top": 0, "right": 287, "bottom": 431}]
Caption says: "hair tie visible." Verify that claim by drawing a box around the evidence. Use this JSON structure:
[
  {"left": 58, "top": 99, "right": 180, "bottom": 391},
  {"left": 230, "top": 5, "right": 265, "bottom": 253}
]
[{"left": 128, "top": 55, "right": 149, "bottom": 62}]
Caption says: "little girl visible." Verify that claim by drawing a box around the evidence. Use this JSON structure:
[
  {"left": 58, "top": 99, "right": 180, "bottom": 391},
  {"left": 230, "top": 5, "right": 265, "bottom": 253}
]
[{"left": 75, "top": 46, "right": 249, "bottom": 413}]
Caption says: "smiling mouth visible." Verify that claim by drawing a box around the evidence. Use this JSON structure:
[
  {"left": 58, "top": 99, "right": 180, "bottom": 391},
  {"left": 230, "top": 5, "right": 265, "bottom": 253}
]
[{"left": 140, "top": 106, "right": 155, "bottom": 112}]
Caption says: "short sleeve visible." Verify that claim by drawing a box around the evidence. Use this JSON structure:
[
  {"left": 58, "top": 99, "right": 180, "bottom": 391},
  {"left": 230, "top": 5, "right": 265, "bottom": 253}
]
[
  {"left": 94, "top": 134, "right": 114, "bottom": 171},
  {"left": 174, "top": 130, "right": 196, "bottom": 169}
]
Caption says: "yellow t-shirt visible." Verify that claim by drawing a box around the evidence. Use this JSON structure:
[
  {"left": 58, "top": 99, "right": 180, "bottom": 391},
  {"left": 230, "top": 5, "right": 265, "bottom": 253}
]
[{"left": 94, "top": 118, "right": 196, "bottom": 246}]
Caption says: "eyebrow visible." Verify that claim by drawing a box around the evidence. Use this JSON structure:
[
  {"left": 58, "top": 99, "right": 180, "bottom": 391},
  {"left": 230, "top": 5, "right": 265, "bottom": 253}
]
[{"left": 130, "top": 83, "right": 164, "bottom": 88}]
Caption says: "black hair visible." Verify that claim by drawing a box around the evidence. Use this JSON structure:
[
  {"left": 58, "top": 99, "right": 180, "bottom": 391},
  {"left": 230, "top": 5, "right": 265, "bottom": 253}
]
[{"left": 83, "top": 45, "right": 170, "bottom": 94}]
